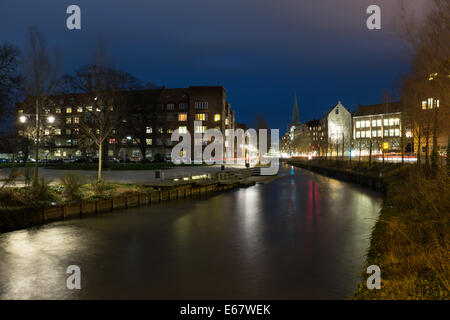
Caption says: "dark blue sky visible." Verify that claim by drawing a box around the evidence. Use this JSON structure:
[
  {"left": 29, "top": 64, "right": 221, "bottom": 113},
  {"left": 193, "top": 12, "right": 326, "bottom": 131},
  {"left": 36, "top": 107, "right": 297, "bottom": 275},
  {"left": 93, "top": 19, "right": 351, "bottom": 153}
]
[{"left": 0, "top": 0, "right": 429, "bottom": 131}]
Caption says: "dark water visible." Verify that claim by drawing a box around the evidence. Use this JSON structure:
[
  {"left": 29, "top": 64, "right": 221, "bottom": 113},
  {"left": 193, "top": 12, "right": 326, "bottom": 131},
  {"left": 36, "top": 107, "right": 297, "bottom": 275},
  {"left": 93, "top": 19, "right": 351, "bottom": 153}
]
[{"left": 0, "top": 165, "right": 382, "bottom": 299}]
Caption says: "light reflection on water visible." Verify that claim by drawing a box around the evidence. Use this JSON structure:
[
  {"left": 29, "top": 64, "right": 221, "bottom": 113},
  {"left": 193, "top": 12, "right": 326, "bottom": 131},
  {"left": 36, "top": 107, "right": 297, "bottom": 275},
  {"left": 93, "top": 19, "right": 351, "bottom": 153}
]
[{"left": 0, "top": 165, "right": 382, "bottom": 299}]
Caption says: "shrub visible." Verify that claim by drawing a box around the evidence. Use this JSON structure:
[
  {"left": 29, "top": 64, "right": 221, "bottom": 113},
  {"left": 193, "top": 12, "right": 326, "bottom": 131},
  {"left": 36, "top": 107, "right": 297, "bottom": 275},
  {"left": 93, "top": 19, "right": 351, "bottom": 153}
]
[
  {"left": 61, "top": 173, "right": 85, "bottom": 202},
  {"left": 30, "top": 176, "right": 53, "bottom": 202}
]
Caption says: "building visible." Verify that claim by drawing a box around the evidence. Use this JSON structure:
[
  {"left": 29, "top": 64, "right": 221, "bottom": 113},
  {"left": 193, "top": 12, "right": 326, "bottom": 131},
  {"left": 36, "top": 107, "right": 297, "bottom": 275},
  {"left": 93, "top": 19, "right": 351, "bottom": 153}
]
[
  {"left": 320, "top": 101, "right": 352, "bottom": 157},
  {"left": 15, "top": 86, "right": 236, "bottom": 161},
  {"left": 352, "top": 101, "right": 413, "bottom": 156}
]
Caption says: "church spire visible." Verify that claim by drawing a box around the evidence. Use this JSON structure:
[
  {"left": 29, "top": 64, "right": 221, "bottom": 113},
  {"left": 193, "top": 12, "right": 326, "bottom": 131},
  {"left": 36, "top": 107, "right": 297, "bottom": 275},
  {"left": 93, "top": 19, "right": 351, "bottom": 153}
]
[{"left": 292, "top": 92, "right": 300, "bottom": 125}]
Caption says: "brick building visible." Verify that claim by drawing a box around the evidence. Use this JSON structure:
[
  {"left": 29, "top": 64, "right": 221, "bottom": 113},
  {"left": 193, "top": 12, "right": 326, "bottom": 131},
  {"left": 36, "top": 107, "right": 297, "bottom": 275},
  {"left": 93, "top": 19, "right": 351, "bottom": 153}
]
[{"left": 15, "top": 86, "right": 236, "bottom": 161}]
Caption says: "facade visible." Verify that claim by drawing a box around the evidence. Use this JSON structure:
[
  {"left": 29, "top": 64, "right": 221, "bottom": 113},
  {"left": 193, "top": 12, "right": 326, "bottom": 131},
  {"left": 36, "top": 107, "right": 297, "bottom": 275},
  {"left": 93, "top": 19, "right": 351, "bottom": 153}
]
[
  {"left": 320, "top": 101, "right": 352, "bottom": 157},
  {"left": 353, "top": 101, "right": 413, "bottom": 156},
  {"left": 15, "top": 86, "right": 236, "bottom": 161}
]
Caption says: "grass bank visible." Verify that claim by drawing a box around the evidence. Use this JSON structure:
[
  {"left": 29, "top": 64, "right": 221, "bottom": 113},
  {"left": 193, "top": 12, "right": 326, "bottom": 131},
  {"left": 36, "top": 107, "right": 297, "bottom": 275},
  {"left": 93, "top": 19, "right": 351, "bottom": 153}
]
[{"left": 288, "top": 159, "right": 450, "bottom": 299}]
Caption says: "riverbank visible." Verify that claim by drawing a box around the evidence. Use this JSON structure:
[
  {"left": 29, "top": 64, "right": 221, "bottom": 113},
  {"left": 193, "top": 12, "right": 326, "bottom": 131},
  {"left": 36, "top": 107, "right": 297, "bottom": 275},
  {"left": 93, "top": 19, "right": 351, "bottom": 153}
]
[
  {"left": 0, "top": 168, "right": 277, "bottom": 232},
  {"left": 287, "top": 159, "right": 450, "bottom": 300}
]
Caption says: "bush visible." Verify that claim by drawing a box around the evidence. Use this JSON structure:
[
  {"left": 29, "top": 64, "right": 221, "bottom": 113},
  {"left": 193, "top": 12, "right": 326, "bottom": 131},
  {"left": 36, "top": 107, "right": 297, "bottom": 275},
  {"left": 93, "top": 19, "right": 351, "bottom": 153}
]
[
  {"left": 61, "top": 173, "right": 85, "bottom": 202},
  {"left": 30, "top": 176, "right": 53, "bottom": 202},
  {"left": 93, "top": 178, "right": 109, "bottom": 196}
]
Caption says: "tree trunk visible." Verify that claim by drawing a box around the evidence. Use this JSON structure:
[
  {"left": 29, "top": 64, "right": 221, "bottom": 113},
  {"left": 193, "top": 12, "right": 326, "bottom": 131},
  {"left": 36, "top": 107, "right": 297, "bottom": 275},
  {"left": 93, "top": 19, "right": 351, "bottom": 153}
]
[
  {"left": 34, "top": 99, "right": 40, "bottom": 180},
  {"left": 98, "top": 142, "right": 102, "bottom": 182}
]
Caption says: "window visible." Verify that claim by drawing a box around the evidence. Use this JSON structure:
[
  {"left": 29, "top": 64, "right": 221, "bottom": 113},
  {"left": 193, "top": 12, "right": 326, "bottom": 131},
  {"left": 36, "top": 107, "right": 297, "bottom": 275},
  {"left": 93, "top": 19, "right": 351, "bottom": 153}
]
[
  {"left": 365, "top": 120, "right": 370, "bottom": 128},
  {"left": 196, "top": 113, "right": 207, "bottom": 121},
  {"left": 156, "top": 127, "right": 162, "bottom": 133},
  {"left": 372, "top": 131, "right": 377, "bottom": 137},
  {"left": 167, "top": 114, "right": 174, "bottom": 121},
  {"left": 214, "top": 114, "right": 221, "bottom": 122},
  {"left": 389, "top": 129, "right": 394, "bottom": 136},
  {"left": 178, "top": 113, "right": 187, "bottom": 122},
  {"left": 356, "top": 121, "right": 361, "bottom": 128},
  {"left": 54, "top": 150, "right": 61, "bottom": 157},
  {"left": 121, "top": 138, "right": 127, "bottom": 144},
  {"left": 146, "top": 126, "right": 152, "bottom": 134},
  {"left": 394, "top": 118, "right": 400, "bottom": 125},
  {"left": 422, "top": 101, "right": 427, "bottom": 110},
  {"left": 66, "top": 107, "right": 72, "bottom": 113},
  {"left": 55, "top": 108, "right": 61, "bottom": 114},
  {"left": 132, "top": 149, "right": 141, "bottom": 158},
  {"left": 383, "top": 119, "right": 388, "bottom": 126},
  {"left": 335, "top": 107, "right": 339, "bottom": 114},
  {"left": 378, "top": 130, "right": 382, "bottom": 137},
  {"left": 195, "top": 101, "right": 208, "bottom": 109},
  {"left": 377, "top": 119, "right": 382, "bottom": 127},
  {"left": 146, "top": 138, "right": 152, "bottom": 145},
  {"left": 167, "top": 128, "right": 173, "bottom": 134},
  {"left": 389, "top": 118, "right": 394, "bottom": 126},
  {"left": 167, "top": 103, "right": 174, "bottom": 110},
  {"left": 372, "top": 120, "right": 376, "bottom": 127},
  {"left": 178, "top": 126, "right": 187, "bottom": 134},
  {"left": 225, "top": 118, "right": 229, "bottom": 125},
  {"left": 86, "top": 106, "right": 93, "bottom": 112},
  {"left": 73, "top": 117, "right": 79, "bottom": 124},
  {"left": 366, "top": 130, "right": 370, "bottom": 138},
  {"left": 44, "top": 129, "right": 50, "bottom": 136},
  {"left": 356, "top": 131, "right": 361, "bottom": 138},
  {"left": 384, "top": 130, "right": 389, "bottom": 137},
  {"left": 77, "top": 106, "right": 83, "bottom": 113},
  {"left": 156, "top": 138, "right": 163, "bottom": 145},
  {"left": 179, "top": 103, "right": 188, "bottom": 110},
  {"left": 157, "top": 114, "right": 163, "bottom": 121},
  {"left": 66, "top": 117, "right": 72, "bottom": 124},
  {"left": 195, "top": 125, "right": 207, "bottom": 133},
  {"left": 395, "top": 129, "right": 400, "bottom": 136},
  {"left": 54, "top": 129, "right": 61, "bottom": 135},
  {"left": 66, "top": 129, "right": 71, "bottom": 135},
  {"left": 18, "top": 109, "right": 24, "bottom": 114},
  {"left": 361, "top": 131, "right": 366, "bottom": 138},
  {"left": 109, "top": 138, "right": 117, "bottom": 144}
]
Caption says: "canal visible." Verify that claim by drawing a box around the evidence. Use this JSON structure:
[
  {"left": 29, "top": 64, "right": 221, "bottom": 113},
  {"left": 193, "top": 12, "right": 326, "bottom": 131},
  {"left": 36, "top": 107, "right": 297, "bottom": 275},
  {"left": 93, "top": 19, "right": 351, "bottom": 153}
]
[{"left": 0, "top": 165, "right": 382, "bottom": 299}]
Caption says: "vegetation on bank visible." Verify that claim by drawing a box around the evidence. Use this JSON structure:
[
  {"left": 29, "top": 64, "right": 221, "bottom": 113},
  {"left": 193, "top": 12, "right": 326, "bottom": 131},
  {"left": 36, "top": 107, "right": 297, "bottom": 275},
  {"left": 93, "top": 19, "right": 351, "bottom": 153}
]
[
  {"left": 0, "top": 162, "right": 208, "bottom": 170},
  {"left": 289, "top": 158, "right": 449, "bottom": 300}
]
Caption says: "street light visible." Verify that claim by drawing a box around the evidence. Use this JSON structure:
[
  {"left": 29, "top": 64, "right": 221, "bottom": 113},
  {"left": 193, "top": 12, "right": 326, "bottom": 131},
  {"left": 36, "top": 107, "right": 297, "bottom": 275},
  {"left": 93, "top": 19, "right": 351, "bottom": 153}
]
[{"left": 19, "top": 115, "right": 27, "bottom": 123}]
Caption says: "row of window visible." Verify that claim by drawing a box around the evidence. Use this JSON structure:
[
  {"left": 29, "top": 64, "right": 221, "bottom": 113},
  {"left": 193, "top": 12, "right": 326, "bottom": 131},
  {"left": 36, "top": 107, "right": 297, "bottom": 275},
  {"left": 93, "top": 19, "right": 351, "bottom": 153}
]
[
  {"left": 355, "top": 118, "right": 400, "bottom": 128},
  {"left": 422, "top": 98, "right": 440, "bottom": 110},
  {"left": 356, "top": 129, "right": 400, "bottom": 138}
]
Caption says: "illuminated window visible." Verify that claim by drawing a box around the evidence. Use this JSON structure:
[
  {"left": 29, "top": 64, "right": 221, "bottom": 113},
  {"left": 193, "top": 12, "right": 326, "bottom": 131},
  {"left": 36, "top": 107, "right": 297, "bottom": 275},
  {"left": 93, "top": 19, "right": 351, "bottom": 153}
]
[
  {"left": 196, "top": 113, "right": 207, "bottom": 121},
  {"left": 56, "top": 108, "right": 61, "bottom": 114},
  {"left": 378, "top": 130, "right": 382, "bottom": 137},
  {"left": 54, "top": 150, "right": 61, "bottom": 157},
  {"left": 167, "top": 128, "right": 173, "bottom": 134},
  {"left": 366, "top": 130, "right": 370, "bottom": 138},
  {"left": 146, "top": 126, "right": 152, "bottom": 134},
  {"left": 377, "top": 119, "right": 382, "bottom": 127},
  {"left": 54, "top": 129, "right": 61, "bottom": 135},
  {"left": 66, "top": 107, "right": 72, "bottom": 113},
  {"left": 109, "top": 138, "right": 117, "bottom": 144},
  {"left": 158, "top": 127, "right": 163, "bottom": 133},
  {"left": 225, "top": 118, "right": 229, "bottom": 125},
  {"left": 422, "top": 101, "right": 427, "bottom": 110},
  {"left": 361, "top": 131, "right": 366, "bottom": 138},
  {"left": 372, "top": 131, "right": 377, "bottom": 137},
  {"left": 86, "top": 106, "right": 93, "bottom": 112},
  {"left": 73, "top": 117, "right": 79, "bottom": 124},
  {"left": 74, "top": 128, "right": 79, "bottom": 134},
  {"left": 394, "top": 129, "right": 400, "bottom": 136},
  {"left": 384, "top": 130, "right": 389, "bottom": 136},
  {"left": 356, "top": 131, "right": 360, "bottom": 138},
  {"left": 66, "top": 117, "right": 72, "bottom": 124},
  {"left": 361, "top": 121, "right": 365, "bottom": 128},
  {"left": 77, "top": 106, "right": 83, "bottom": 112},
  {"left": 389, "top": 129, "right": 394, "bottom": 136},
  {"left": 394, "top": 118, "right": 400, "bottom": 125},
  {"left": 383, "top": 119, "right": 388, "bottom": 126},
  {"left": 178, "top": 113, "right": 187, "bottom": 121},
  {"left": 66, "top": 129, "right": 71, "bottom": 135},
  {"left": 389, "top": 118, "right": 394, "bottom": 126},
  {"left": 195, "top": 125, "right": 207, "bottom": 133},
  {"left": 365, "top": 120, "right": 370, "bottom": 128},
  {"left": 146, "top": 138, "right": 152, "bottom": 145},
  {"left": 18, "top": 109, "right": 24, "bottom": 114},
  {"left": 178, "top": 126, "right": 187, "bottom": 134},
  {"left": 214, "top": 114, "right": 221, "bottom": 122},
  {"left": 44, "top": 129, "right": 50, "bottom": 136},
  {"left": 372, "top": 120, "right": 376, "bottom": 127},
  {"left": 356, "top": 121, "right": 360, "bottom": 128}
]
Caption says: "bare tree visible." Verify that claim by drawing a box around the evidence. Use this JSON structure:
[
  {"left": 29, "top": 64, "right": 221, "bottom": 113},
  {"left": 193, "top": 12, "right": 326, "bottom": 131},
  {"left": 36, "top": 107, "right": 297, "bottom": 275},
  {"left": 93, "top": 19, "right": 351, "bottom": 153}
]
[{"left": 21, "top": 27, "right": 61, "bottom": 180}]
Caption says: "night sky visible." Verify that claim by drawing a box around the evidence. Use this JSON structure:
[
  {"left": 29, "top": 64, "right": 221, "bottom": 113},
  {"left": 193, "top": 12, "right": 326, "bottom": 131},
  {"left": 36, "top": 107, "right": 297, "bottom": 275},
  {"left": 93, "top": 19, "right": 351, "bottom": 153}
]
[{"left": 0, "top": 0, "right": 430, "bottom": 131}]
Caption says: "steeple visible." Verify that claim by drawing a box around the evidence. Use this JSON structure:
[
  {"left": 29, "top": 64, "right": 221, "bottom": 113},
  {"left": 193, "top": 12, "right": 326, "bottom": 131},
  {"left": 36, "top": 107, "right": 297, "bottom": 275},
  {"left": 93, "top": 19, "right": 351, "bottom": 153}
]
[{"left": 291, "top": 92, "right": 300, "bottom": 125}]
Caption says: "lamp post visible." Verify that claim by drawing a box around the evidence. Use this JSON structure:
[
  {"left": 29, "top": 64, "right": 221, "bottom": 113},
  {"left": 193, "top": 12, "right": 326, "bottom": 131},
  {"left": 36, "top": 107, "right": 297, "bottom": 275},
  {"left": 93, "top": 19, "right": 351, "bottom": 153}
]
[{"left": 18, "top": 112, "right": 55, "bottom": 179}]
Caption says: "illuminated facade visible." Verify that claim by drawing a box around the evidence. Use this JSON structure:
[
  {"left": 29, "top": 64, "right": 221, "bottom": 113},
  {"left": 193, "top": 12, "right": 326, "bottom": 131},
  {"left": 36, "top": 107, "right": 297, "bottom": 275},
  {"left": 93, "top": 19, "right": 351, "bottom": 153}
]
[{"left": 320, "top": 101, "right": 352, "bottom": 157}]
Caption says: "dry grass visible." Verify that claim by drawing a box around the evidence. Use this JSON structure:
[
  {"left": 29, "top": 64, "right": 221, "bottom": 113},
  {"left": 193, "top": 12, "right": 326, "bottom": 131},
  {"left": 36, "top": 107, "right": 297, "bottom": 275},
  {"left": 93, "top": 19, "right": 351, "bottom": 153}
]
[{"left": 355, "top": 166, "right": 450, "bottom": 299}]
